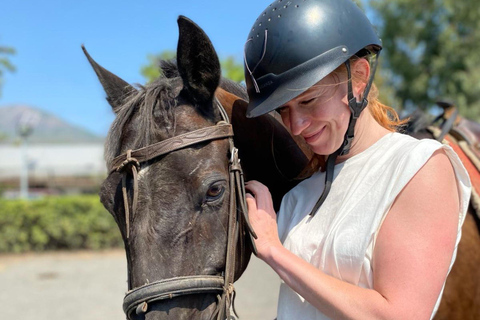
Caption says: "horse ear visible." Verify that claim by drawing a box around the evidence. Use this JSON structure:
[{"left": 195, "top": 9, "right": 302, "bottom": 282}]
[
  {"left": 176, "top": 16, "right": 221, "bottom": 105},
  {"left": 82, "top": 45, "right": 137, "bottom": 113}
]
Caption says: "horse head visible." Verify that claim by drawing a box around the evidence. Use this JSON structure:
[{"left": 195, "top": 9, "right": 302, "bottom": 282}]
[{"left": 84, "top": 16, "right": 310, "bottom": 320}]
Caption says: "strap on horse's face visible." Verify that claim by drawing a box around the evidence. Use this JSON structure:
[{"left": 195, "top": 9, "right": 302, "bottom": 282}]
[{"left": 110, "top": 98, "right": 257, "bottom": 320}]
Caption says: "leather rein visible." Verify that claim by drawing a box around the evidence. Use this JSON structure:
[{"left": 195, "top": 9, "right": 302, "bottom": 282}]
[{"left": 108, "top": 98, "right": 257, "bottom": 320}]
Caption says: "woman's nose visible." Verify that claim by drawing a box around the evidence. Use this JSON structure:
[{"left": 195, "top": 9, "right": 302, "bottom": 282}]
[{"left": 289, "top": 107, "right": 310, "bottom": 136}]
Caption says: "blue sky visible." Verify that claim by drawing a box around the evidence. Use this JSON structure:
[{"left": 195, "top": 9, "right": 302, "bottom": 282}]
[
  {"left": 0, "top": 0, "right": 374, "bottom": 137},
  {"left": 0, "top": 0, "right": 272, "bottom": 136}
]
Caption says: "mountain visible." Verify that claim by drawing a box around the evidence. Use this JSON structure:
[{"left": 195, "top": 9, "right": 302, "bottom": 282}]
[{"left": 0, "top": 105, "right": 104, "bottom": 144}]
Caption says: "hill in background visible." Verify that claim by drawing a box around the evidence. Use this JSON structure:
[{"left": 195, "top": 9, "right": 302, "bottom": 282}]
[{"left": 0, "top": 105, "right": 104, "bottom": 144}]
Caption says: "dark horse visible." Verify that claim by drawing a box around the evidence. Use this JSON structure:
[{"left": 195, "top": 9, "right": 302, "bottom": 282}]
[
  {"left": 405, "top": 107, "right": 480, "bottom": 319},
  {"left": 84, "top": 16, "right": 309, "bottom": 320}
]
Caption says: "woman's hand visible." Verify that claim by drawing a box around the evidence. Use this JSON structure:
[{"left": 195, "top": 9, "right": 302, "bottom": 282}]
[{"left": 245, "top": 180, "right": 283, "bottom": 261}]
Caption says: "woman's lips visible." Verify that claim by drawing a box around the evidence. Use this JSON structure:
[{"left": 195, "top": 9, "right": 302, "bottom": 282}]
[{"left": 303, "top": 126, "right": 325, "bottom": 144}]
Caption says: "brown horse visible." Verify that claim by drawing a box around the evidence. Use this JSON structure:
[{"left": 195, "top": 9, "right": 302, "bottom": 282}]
[
  {"left": 406, "top": 108, "right": 480, "bottom": 319},
  {"left": 84, "top": 16, "right": 309, "bottom": 320}
]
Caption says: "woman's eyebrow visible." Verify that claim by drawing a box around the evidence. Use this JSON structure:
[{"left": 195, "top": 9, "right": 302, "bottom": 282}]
[{"left": 304, "top": 87, "right": 328, "bottom": 99}]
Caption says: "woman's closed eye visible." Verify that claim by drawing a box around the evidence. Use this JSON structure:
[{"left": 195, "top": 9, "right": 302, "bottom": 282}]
[
  {"left": 276, "top": 96, "right": 318, "bottom": 114},
  {"left": 301, "top": 97, "right": 317, "bottom": 105}
]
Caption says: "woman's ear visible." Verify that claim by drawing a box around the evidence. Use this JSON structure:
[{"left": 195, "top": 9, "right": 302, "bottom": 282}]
[{"left": 352, "top": 58, "right": 371, "bottom": 99}]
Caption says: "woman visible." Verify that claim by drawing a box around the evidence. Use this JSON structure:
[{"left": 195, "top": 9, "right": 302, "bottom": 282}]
[{"left": 243, "top": 0, "right": 470, "bottom": 319}]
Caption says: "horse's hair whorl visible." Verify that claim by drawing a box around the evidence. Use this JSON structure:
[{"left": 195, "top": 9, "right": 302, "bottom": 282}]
[{"left": 160, "top": 60, "right": 180, "bottom": 79}]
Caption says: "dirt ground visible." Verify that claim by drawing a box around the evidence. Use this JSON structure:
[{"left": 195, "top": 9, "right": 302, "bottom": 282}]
[{"left": 0, "top": 249, "right": 280, "bottom": 320}]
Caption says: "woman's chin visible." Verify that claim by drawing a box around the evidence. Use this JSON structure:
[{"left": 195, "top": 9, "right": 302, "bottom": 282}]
[{"left": 309, "top": 141, "right": 342, "bottom": 157}]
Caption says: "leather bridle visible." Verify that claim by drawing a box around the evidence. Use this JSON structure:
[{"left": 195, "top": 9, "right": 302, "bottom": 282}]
[{"left": 108, "top": 98, "right": 257, "bottom": 320}]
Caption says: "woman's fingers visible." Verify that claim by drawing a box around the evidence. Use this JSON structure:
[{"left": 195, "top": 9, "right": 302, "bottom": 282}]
[
  {"left": 246, "top": 193, "right": 257, "bottom": 211},
  {"left": 244, "top": 181, "right": 281, "bottom": 260},
  {"left": 245, "top": 180, "right": 274, "bottom": 214}
]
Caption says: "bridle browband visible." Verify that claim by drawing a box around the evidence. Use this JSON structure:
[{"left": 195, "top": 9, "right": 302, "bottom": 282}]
[{"left": 109, "top": 98, "right": 257, "bottom": 320}]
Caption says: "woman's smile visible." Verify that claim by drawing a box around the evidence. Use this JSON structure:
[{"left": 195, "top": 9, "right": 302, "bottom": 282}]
[{"left": 303, "top": 126, "right": 326, "bottom": 145}]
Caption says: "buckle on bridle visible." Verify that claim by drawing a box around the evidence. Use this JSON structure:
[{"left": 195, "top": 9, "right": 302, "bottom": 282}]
[
  {"left": 229, "top": 147, "right": 239, "bottom": 165},
  {"left": 116, "top": 150, "right": 140, "bottom": 172}
]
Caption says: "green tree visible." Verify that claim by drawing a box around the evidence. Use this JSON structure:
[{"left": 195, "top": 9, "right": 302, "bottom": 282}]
[
  {"left": 369, "top": 0, "right": 480, "bottom": 119},
  {"left": 0, "top": 40, "right": 16, "bottom": 98},
  {"left": 220, "top": 56, "right": 244, "bottom": 83},
  {"left": 140, "top": 50, "right": 176, "bottom": 83},
  {"left": 141, "top": 50, "right": 244, "bottom": 83}
]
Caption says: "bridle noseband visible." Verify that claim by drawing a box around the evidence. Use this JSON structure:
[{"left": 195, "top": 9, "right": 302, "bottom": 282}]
[{"left": 109, "top": 98, "right": 257, "bottom": 320}]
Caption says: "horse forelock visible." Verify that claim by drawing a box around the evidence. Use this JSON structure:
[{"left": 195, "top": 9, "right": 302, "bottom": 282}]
[
  {"left": 104, "top": 75, "right": 183, "bottom": 168},
  {"left": 104, "top": 59, "right": 248, "bottom": 170}
]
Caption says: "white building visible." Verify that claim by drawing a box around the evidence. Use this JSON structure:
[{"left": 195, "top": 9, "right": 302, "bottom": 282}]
[{"left": 0, "top": 144, "right": 107, "bottom": 196}]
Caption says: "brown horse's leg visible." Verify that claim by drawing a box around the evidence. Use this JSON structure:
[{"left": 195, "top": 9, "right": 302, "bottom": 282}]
[{"left": 434, "top": 210, "right": 480, "bottom": 320}]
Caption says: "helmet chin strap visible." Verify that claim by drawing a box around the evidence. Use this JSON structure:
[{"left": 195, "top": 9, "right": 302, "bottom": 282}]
[{"left": 309, "top": 52, "right": 380, "bottom": 217}]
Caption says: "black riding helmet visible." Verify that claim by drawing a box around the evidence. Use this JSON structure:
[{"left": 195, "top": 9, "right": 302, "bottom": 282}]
[
  {"left": 244, "top": 0, "right": 382, "bottom": 118},
  {"left": 244, "top": 0, "right": 382, "bottom": 216}
]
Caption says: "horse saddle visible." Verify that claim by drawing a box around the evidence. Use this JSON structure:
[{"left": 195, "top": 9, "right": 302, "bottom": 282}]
[
  {"left": 451, "top": 118, "right": 480, "bottom": 160},
  {"left": 434, "top": 100, "right": 480, "bottom": 160}
]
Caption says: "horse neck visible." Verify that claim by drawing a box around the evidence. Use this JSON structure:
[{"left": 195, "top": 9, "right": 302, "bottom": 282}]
[
  {"left": 214, "top": 87, "right": 236, "bottom": 120},
  {"left": 214, "top": 87, "right": 311, "bottom": 211},
  {"left": 214, "top": 86, "right": 311, "bottom": 157}
]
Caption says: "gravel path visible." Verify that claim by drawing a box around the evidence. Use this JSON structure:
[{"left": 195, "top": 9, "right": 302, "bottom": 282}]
[{"left": 0, "top": 250, "right": 280, "bottom": 320}]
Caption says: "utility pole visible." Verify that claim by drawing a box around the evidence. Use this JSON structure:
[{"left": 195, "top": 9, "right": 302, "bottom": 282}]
[
  {"left": 16, "top": 110, "right": 39, "bottom": 199},
  {"left": 18, "top": 124, "right": 32, "bottom": 199}
]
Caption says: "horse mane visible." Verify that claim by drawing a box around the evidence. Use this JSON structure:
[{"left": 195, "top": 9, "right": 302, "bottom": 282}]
[{"left": 105, "top": 60, "right": 248, "bottom": 168}]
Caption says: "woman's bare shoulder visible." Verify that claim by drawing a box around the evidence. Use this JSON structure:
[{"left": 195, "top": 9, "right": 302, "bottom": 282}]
[{"left": 372, "top": 148, "right": 459, "bottom": 318}]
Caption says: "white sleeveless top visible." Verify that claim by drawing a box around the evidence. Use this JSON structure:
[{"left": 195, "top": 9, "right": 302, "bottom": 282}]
[{"left": 276, "top": 132, "right": 470, "bottom": 320}]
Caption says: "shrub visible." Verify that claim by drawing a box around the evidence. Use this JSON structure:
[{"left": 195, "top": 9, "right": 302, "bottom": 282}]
[{"left": 0, "top": 195, "right": 123, "bottom": 253}]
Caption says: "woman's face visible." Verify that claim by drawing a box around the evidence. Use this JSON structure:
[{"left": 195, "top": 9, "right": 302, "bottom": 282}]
[{"left": 277, "top": 75, "right": 351, "bottom": 156}]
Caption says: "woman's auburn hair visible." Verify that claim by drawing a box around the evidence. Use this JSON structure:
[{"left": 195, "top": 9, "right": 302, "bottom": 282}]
[
  {"left": 363, "top": 81, "right": 408, "bottom": 132},
  {"left": 335, "top": 57, "right": 408, "bottom": 132},
  {"left": 300, "top": 57, "right": 408, "bottom": 175}
]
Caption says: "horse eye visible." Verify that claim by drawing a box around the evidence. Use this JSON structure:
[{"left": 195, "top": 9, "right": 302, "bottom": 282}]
[{"left": 206, "top": 183, "right": 225, "bottom": 202}]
